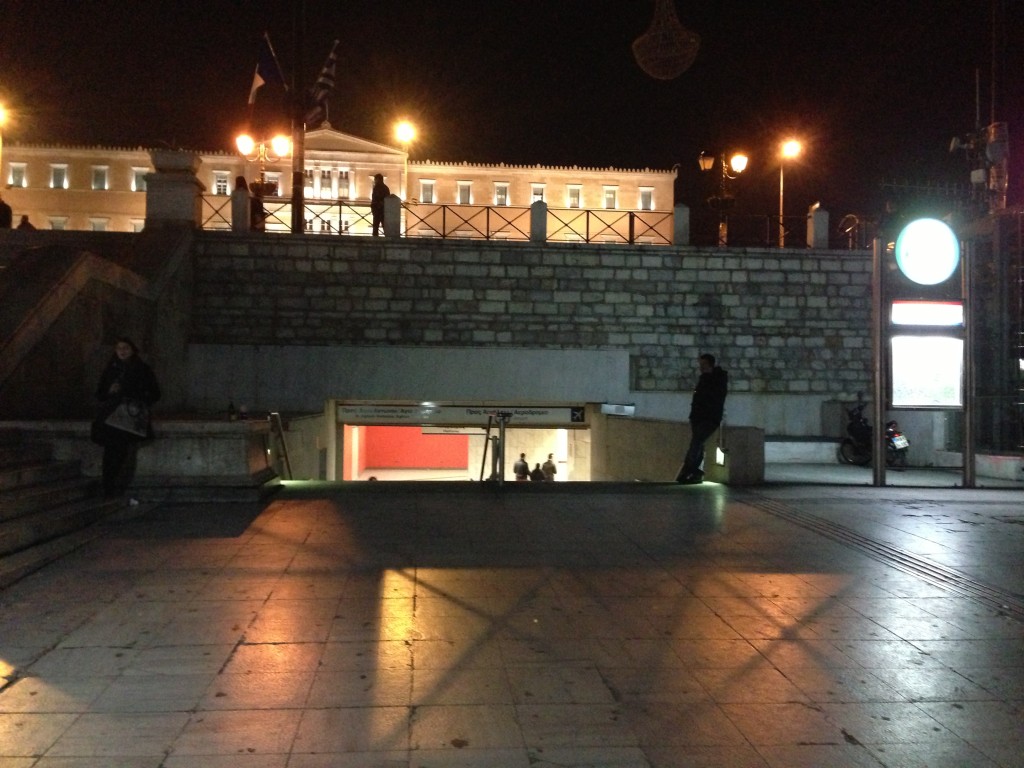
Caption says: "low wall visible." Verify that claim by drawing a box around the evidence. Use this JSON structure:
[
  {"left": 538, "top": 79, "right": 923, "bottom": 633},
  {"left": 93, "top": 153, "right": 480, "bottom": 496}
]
[
  {"left": 588, "top": 409, "right": 764, "bottom": 484},
  {"left": 5, "top": 419, "right": 278, "bottom": 501}
]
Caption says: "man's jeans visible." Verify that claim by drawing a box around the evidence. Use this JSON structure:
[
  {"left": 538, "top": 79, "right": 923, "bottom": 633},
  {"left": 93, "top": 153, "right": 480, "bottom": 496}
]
[{"left": 680, "top": 419, "right": 720, "bottom": 478}]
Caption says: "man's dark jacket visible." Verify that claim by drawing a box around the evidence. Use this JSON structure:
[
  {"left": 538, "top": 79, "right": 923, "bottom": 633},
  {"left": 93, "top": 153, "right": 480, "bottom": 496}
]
[{"left": 688, "top": 366, "right": 728, "bottom": 423}]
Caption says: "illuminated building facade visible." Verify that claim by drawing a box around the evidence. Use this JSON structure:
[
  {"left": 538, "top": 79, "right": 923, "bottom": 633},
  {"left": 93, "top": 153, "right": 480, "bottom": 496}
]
[{"left": 2, "top": 125, "right": 676, "bottom": 239}]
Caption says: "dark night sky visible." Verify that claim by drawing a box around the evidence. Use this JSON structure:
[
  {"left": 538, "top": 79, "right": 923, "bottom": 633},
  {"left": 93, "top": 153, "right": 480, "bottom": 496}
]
[{"left": 1, "top": 1, "right": 1021, "bottom": 220}]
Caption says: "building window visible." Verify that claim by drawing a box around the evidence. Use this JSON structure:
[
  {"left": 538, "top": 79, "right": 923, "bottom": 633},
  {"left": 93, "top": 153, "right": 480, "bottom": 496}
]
[
  {"left": 319, "top": 169, "right": 334, "bottom": 199},
  {"left": 531, "top": 184, "right": 545, "bottom": 203},
  {"left": 49, "top": 217, "right": 68, "bottom": 230},
  {"left": 213, "top": 172, "right": 230, "bottom": 196},
  {"left": 132, "top": 168, "right": 148, "bottom": 192},
  {"left": 494, "top": 183, "right": 509, "bottom": 206},
  {"left": 639, "top": 187, "right": 654, "bottom": 211},
  {"left": 89, "top": 218, "right": 109, "bottom": 232},
  {"left": 50, "top": 165, "right": 69, "bottom": 190},
  {"left": 603, "top": 186, "right": 618, "bottom": 209},
  {"left": 91, "top": 166, "right": 109, "bottom": 191},
  {"left": 338, "top": 170, "right": 350, "bottom": 198},
  {"left": 9, "top": 163, "right": 26, "bottom": 188},
  {"left": 457, "top": 181, "right": 472, "bottom": 205},
  {"left": 131, "top": 220, "right": 145, "bottom": 232},
  {"left": 420, "top": 180, "right": 435, "bottom": 204},
  {"left": 567, "top": 185, "right": 582, "bottom": 208}
]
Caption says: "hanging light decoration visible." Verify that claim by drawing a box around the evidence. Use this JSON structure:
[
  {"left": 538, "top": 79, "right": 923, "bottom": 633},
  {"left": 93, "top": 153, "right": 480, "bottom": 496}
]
[{"left": 632, "top": 0, "right": 701, "bottom": 80}]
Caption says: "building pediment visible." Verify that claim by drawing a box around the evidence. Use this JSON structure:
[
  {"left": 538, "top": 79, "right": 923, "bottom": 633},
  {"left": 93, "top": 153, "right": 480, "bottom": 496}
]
[{"left": 305, "top": 124, "right": 404, "bottom": 157}]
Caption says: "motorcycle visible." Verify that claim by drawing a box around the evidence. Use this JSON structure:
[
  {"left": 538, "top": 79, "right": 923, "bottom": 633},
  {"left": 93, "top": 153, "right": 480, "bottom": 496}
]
[{"left": 837, "top": 397, "right": 910, "bottom": 468}]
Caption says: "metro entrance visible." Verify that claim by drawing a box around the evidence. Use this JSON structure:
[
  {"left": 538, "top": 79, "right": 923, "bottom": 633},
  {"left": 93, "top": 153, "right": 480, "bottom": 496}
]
[{"left": 328, "top": 401, "right": 588, "bottom": 482}]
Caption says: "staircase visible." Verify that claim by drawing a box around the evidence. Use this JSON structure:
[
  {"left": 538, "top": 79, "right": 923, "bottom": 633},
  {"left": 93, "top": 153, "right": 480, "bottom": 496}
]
[{"left": 0, "top": 429, "right": 125, "bottom": 589}]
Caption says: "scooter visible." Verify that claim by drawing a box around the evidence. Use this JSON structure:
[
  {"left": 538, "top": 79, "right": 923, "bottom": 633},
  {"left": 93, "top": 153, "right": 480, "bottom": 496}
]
[
  {"left": 837, "top": 397, "right": 910, "bottom": 468},
  {"left": 885, "top": 419, "right": 910, "bottom": 469}
]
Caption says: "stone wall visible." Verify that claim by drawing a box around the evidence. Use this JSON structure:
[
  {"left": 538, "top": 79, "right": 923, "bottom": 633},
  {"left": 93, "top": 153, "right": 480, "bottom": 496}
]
[{"left": 191, "top": 233, "right": 873, "bottom": 397}]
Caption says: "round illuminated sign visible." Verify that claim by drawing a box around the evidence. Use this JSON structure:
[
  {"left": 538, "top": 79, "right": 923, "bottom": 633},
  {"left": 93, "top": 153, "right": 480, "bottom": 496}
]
[{"left": 894, "top": 218, "right": 960, "bottom": 285}]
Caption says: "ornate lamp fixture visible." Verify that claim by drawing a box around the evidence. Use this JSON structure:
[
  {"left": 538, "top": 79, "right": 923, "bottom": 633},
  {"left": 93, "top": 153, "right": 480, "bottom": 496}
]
[
  {"left": 700, "top": 151, "right": 749, "bottom": 246},
  {"left": 632, "top": 0, "right": 701, "bottom": 80}
]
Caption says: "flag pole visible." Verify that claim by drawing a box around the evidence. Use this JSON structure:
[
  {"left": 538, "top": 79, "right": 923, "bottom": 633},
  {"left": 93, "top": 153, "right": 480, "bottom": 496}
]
[{"left": 290, "top": 1, "right": 306, "bottom": 235}]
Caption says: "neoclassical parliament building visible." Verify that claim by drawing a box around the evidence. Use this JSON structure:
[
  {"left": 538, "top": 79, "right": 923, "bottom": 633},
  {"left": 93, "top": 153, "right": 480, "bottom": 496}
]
[{"left": 2, "top": 125, "right": 676, "bottom": 242}]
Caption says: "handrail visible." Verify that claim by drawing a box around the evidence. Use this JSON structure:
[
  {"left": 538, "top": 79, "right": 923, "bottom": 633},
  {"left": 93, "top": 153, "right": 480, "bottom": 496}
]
[
  {"left": 268, "top": 412, "right": 293, "bottom": 480},
  {"left": 199, "top": 195, "right": 674, "bottom": 245}
]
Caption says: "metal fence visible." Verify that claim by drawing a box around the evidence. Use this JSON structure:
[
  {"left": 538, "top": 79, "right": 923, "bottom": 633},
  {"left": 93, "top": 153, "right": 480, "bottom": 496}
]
[{"left": 201, "top": 196, "right": 675, "bottom": 245}]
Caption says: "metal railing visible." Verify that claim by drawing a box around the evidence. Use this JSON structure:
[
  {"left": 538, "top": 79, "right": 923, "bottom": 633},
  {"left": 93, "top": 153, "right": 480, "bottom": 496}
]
[
  {"left": 403, "top": 203, "right": 532, "bottom": 241},
  {"left": 201, "top": 195, "right": 675, "bottom": 245},
  {"left": 690, "top": 210, "right": 811, "bottom": 249}
]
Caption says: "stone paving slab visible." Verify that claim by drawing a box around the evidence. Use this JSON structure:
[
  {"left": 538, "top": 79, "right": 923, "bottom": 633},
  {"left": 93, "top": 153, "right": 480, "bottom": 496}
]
[{"left": 0, "top": 480, "right": 1021, "bottom": 767}]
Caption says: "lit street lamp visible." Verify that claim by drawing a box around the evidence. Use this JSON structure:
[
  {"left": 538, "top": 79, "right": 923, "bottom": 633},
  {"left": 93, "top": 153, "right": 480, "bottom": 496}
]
[
  {"left": 394, "top": 120, "right": 416, "bottom": 148},
  {"left": 235, "top": 133, "right": 292, "bottom": 194},
  {"left": 699, "top": 151, "right": 748, "bottom": 246},
  {"left": 778, "top": 138, "right": 801, "bottom": 247}
]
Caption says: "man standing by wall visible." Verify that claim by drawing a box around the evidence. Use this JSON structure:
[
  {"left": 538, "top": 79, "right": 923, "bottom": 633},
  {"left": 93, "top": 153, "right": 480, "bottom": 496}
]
[{"left": 676, "top": 353, "right": 728, "bottom": 484}]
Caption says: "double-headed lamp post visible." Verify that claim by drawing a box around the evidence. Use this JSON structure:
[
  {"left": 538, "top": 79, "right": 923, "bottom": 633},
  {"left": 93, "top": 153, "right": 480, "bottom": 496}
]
[
  {"left": 699, "top": 151, "right": 748, "bottom": 246},
  {"left": 778, "top": 138, "right": 801, "bottom": 247},
  {"left": 235, "top": 133, "right": 292, "bottom": 193}
]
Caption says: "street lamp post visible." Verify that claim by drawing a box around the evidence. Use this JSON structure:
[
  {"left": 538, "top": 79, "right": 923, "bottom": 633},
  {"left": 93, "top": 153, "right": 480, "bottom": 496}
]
[
  {"left": 699, "top": 151, "right": 748, "bottom": 246},
  {"left": 778, "top": 138, "right": 801, "bottom": 247},
  {"left": 236, "top": 133, "right": 292, "bottom": 232},
  {"left": 394, "top": 120, "right": 416, "bottom": 200}
]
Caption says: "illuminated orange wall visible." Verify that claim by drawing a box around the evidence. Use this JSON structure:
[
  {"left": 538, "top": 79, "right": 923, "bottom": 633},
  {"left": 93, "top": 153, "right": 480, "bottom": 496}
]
[{"left": 364, "top": 426, "right": 468, "bottom": 468}]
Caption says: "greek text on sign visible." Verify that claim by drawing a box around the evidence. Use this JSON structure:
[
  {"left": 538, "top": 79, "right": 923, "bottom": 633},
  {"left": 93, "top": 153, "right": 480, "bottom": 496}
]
[{"left": 337, "top": 403, "right": 587, "bottom": 426}]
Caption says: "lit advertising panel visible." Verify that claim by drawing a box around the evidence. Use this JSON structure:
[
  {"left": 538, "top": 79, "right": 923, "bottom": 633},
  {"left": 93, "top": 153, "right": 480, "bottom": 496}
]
[{"left": 890, "top": 335, "right": 963, "bottom": 407}]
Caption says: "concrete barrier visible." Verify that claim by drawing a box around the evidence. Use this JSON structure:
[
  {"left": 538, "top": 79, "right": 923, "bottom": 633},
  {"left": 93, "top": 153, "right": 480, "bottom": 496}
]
[
  {"left": 588, "top": 408, "right": 764, "bottom": 484},
  {"left": 3, "top": 419, "right": 279, "bottom": 502}
]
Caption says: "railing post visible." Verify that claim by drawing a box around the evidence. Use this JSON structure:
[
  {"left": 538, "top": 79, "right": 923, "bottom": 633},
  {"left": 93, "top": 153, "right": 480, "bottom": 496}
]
[
  {"left": 145, "top": 149, "right": 204, "bottom": 230},
  {"left": 530, "top": 200, "right": 547, "bottom": 243},
  {"left": 628, "top": 212, "right": 635, "bottom": 244},
  {"left": 807, "top": 204, "right": 829, "bottom": 249},
  {"left": 673, "top": 204, "right": 690, "bottom": 246},
  {"left": 231, "top": 177, "right": 250, "bottom": 232},
  {"left": 384, "top": 195, "right": 401, "bottom": 239}
]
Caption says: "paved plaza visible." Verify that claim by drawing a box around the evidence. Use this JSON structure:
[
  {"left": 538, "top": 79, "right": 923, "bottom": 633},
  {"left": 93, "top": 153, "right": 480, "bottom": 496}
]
[{"left": 1, "top": 473, "right": 1022, "bottom": 767}]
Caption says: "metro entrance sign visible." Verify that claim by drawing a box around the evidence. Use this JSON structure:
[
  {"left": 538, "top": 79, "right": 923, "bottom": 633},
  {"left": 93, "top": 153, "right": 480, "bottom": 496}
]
[
  {"left": 336, "top": 402, "right": 588, "bottom": 427},
  {"left": 888, "top": 217, "right": 964, "bottom": 409}
]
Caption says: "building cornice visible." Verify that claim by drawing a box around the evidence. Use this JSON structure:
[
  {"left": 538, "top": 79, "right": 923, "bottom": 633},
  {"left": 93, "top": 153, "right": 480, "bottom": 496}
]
[{"left": 411, "top": 160, "right": 675, "bottom": 175}]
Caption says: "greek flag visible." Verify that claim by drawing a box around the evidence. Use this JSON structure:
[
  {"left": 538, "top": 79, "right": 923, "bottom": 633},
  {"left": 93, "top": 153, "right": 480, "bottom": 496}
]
[{"left": 305, "top": 39, "right": 339, "bottom": 125}]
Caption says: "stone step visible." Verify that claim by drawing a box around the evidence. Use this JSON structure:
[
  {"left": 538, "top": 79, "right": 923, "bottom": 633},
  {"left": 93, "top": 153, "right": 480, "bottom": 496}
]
[
  {"left": 0, "top": 428, "right": 139, "bottom": 589},
  {"left": 0, "top": 477, "right": 98, "bottom": 523},
  {"left": 0, "top": 498, "right": 136, "bottom": 589},
  {"left": 0, "top": 496, "right": 122, "bottom": 558},
  {"left": 0, "top": 459, "right": 82, "bottom": 493},
  {"left": 0, "top": 428, "right": 21, "bottom": 445},
  {"left": 0, "top": 441, "right": 52, "bottom": 470}
]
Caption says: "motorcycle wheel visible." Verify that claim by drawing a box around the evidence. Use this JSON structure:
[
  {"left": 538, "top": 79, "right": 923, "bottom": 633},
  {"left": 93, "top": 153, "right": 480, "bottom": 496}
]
[
  {"left": 839, "top": 439, "right": 871, "bottom": 466},
  {"left": 886, "top": 447, "right": 908, "bottom": 470}
]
